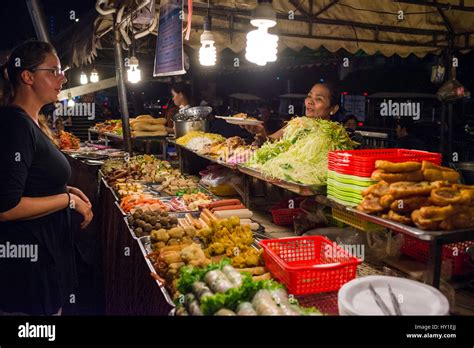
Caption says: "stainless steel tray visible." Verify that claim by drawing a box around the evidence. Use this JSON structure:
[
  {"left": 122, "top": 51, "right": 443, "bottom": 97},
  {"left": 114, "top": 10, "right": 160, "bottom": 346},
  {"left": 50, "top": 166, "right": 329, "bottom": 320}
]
[
  {"left": 238, "top": 165, "right": 326, "bottom": 196},
  {"left": 346, "top": 207, "right": 474, "bottom": 241},
  {"left": 137, "top": 236, "right": 175, "bottom": 307}
]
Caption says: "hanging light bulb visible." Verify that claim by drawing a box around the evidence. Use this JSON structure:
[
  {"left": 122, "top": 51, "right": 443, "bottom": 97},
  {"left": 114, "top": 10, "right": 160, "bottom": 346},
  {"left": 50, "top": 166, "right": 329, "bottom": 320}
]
[
  {"left": 80, "top": 71, "right": 88, "bottom": 84},
  {"left": 67, "top": 93, "right": 75, "bottom": 107},
  {"left": 90, "top": 68, "right": 99, "bottom": 83},
  {"left": 199, "top": 15, "right": 216, "bottom": 66},
  {"left": 127, "top": 56, "right": 141, "bottom": 83},
  {"left": 245, "top": 1, "right": 278, "bottom": 66}
]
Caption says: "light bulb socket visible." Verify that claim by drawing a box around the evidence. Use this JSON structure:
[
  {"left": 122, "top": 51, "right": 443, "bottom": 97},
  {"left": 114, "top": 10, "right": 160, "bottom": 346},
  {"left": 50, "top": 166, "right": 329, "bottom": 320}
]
[
  {"left": 204, "top": 15, "right": 212, "bottom": 31},
  {"left": 251, "top": 1, "right": 276, "bottom": 27},
  {"left": 200, "top": 30, "right": 215, "bottom": 43},
  {"left": 129, "top": 56, "right": 139, "bottom": 67}
]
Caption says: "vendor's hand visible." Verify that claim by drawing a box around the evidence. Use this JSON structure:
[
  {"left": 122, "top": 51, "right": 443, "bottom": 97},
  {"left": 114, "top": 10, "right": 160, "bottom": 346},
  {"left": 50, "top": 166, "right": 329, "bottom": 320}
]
[
  {"left": 241, "top": 124, "right": 266, "bottom": 135},
  {"left": 68, "top": 186, "right": 91, "bottom": 208},
  {"left": 70, "top": 194, "right": 93, "bottom": 229}
]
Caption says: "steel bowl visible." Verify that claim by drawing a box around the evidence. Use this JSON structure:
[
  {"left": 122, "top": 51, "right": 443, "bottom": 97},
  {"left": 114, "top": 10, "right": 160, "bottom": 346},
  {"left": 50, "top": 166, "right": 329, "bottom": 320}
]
[
  {"left": 174, "top": 119, "right": 209, "bottom": 138},
  {"left": 456, "top": 162, "right": 474, "bottom": 184},
  {"left": 173, "top": 106, "right": 212, "bottom": 122}
]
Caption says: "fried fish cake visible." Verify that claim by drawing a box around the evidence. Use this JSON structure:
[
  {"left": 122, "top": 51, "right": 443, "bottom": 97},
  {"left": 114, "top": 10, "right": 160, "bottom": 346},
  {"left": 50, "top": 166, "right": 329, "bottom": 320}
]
[
  {"left": 375, "top": 160, "right": 422, "bottom": 173},
  {"left": 421, "top": 161, "right": 460, "bottom": 183},
  {"left": 362, "top": 181, "right": 390, "bottom": 197},
  {"left": 387, "top": 210, "right": 413, "bottom": 226},
  {"left": 390, "top": 196, "right": 431, "bottom": 213},
  {"left": 357, "top": 194, "right": 385, "bottom": 214},
  {"left": 439, "top": 212, "right": 474, "bottom": 230},
  {"left": 419, "top": 205, "right": 458, "bottom": 221},
  {"left": 372, "top": 170, "right": 424, "bottom": 183},
  {"left": 388, "top": 181, "right": 434, "bottom": 199},
  {"left": 380, "top": 194, "right": 395, "bottom": 209},
  {"left": 411, "top": 210, "right": 441, "bottom": 230}
]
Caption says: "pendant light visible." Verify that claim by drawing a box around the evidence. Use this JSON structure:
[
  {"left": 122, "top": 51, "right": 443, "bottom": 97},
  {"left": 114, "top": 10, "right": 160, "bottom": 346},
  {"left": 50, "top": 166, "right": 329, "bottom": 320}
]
[
  {"left": 199, "top": 3, "right": 216, "bottom": 66},
  {"left": 80, "top": 71, "right": 88, "bottom": 84},
  {"left": 245, "top": 1, "right": 278, "bottom": 66},
  {"left": 127, "top": 38, "right": 141, "bottom": 83},
  {"left": 90, "top": 68, "right": 99, "bottom": 83}
]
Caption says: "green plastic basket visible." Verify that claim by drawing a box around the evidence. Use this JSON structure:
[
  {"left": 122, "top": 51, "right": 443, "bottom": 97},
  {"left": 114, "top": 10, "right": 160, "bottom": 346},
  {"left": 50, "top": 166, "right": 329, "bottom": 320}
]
[{"left": 327, "top": 170, "right": 377, "bottom": 187}]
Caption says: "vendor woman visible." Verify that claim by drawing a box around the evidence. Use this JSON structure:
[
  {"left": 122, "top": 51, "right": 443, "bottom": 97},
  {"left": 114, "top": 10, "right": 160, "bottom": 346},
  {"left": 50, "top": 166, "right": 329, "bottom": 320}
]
[
  {"left": 0, "top": 40, "right": 93, "bottom": 315},
  {"left": 244, "top": 81, "right": 341, "bottom": 142},
  {"left": 164, "top": 82, "right": 193, "bottom": 134}
]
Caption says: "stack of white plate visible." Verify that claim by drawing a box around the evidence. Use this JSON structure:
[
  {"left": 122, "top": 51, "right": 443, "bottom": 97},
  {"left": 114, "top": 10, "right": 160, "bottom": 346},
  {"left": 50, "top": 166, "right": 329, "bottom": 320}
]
[{"left": 338, "top": 276, "right": 450, "bottom": 315}]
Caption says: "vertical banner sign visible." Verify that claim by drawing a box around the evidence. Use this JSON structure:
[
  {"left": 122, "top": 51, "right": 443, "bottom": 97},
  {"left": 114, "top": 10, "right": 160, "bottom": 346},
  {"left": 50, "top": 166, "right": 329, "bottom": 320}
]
[{"left": 154, "top": 0, "right": 186, "bottom": 76}]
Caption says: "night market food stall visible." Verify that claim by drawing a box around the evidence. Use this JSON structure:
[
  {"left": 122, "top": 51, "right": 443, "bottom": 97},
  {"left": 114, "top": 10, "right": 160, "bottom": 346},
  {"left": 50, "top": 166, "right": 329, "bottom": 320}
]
[{"left": 4, "top": 0, "right": 474, "bottom": 318}]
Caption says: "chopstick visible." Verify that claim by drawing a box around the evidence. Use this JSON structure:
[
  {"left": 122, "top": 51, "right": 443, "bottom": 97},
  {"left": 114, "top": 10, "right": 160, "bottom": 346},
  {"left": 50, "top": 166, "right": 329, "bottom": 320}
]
[
  {"left": 387, "top": 284, "right": 403, "bottom": 316},
  {"left": 369, "top": 284, "right": 393, "bottom": 316}
]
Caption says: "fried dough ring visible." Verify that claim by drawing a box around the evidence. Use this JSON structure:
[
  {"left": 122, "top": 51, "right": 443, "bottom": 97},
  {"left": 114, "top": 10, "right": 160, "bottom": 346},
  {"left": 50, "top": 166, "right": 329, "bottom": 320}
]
[
  {"left": 390, "top": 196, "right": 431, "bottom": 213},
  {"left": 411, "top": 210, "right": 441, "bottom": 230},
  {"left": 388, "top": 181, "right": 433, "bottom": 199},
  {"left": 387, "top": 210, "right": 413, "bottom": 225},
  {"left": 430, "top": 187, "right": 463, "bottom": 206},
  {"left": 375, "top": 160, "right": 421, "bottom": 173}
]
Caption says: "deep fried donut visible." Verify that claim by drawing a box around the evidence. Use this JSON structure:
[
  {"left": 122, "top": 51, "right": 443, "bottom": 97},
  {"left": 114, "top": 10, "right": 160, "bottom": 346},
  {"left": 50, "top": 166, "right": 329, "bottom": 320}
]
[{"left": 430, "top": 187, "right": 463, "bottom": 206}]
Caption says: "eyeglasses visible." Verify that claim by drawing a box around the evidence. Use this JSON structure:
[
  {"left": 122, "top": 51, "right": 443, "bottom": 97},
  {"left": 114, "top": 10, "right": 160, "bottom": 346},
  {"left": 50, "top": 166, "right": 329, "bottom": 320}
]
[{"left": 27, "top": 66, "right": 70, "bottom": 77}]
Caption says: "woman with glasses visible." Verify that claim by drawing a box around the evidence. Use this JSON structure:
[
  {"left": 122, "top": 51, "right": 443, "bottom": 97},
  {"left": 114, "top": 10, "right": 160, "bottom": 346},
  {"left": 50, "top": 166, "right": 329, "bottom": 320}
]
[{"left": 0, "top": 40, "right": 93, "bottom": 315}]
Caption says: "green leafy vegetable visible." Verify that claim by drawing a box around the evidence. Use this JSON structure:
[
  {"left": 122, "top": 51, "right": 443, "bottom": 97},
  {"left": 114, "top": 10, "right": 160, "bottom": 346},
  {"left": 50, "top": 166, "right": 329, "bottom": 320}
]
[{"left": 246, "top": 118, "right": 358, "bottom": 185}]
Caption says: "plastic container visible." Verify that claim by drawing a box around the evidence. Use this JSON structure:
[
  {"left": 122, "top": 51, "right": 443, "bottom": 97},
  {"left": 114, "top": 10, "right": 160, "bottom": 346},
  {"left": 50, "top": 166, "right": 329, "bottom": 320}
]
[
  {"left": 328, "top": 148, "right": 442, "bottom": 168},
  {"left": 400, "top": 235, "right": 474, "bottom": 276},
  {"left": 260, "top": 236, "right": 362, "bottom": 295},
  {"left": 332, "top": 207, "right": 386, "bottom": 232}
]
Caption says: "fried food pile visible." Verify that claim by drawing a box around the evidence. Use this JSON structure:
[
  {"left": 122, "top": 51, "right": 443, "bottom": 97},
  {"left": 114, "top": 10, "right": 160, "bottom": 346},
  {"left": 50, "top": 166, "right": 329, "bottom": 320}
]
[{"left": 358, "top": 160, "right": 474, "bottom": 230}]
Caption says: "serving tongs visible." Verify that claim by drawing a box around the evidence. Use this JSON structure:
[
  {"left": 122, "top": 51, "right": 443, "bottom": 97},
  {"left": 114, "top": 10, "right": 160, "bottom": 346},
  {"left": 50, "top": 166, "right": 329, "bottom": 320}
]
[{"left": 368, "top": 283, "right": 402, "bottom": 316}]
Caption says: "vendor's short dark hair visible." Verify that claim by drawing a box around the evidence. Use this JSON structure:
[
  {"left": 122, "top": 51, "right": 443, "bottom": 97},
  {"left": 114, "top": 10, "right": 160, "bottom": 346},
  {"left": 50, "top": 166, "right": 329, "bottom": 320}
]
[
  {"left": 171, "top": 82, "right": 191, "bottom": 100},
  {"left": 316, "top": 79, "right": 341, "bottom": 107}
]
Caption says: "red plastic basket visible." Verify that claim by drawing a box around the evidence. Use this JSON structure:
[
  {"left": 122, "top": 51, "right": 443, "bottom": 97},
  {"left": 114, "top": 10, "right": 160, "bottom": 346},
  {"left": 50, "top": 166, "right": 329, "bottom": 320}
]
[
  {"left": 271, "top": 208, "right": 303, "bottom": 226},
  {"left": 328, "top": 148, "right": 442, "bottom": 176},
  {"left": 260, "top": 236, "right": 362, "bottom": 295},
  {"left": 400, "top": 235, "right": 474, "bottom": 276},
  {"left": 270, "top": 197, "right": 305, "bottom": 226}
]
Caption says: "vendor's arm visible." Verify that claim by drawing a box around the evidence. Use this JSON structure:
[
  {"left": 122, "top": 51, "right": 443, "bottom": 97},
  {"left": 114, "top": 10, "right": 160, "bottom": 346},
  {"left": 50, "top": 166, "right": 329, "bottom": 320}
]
[{"left": 243, "top": 124, "right": 284, "bottom": 142}]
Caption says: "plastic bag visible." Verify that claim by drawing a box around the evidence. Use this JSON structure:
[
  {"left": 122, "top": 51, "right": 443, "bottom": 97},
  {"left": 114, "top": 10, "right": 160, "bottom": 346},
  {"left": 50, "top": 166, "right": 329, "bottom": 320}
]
[{"left": 199, "top": 166, "right": 240, "bottom": 196}]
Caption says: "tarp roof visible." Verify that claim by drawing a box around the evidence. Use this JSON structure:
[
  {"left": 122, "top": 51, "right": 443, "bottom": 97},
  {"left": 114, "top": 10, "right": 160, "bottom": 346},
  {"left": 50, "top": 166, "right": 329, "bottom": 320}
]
[{"left": 68, "top": 0, "right": 474, "bottom": 67}]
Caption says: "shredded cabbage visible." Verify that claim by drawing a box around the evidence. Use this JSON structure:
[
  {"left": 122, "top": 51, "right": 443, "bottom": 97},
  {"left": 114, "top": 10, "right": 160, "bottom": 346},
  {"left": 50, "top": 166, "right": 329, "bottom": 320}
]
[{"left": 246, "top": 118, "right": 357, "bottom": 185}]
